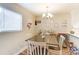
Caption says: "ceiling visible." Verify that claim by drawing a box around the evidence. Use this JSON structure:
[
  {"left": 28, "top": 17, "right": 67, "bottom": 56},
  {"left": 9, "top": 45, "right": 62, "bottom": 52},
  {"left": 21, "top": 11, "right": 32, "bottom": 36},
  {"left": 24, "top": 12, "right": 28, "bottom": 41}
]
[{"left": 19, "top": 3, "right": 74, "bottom": 16}]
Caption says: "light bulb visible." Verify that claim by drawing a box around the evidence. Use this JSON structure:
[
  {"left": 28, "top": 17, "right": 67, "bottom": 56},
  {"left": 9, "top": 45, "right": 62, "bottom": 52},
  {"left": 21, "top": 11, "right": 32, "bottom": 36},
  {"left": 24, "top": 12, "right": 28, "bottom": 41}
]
[
  {"left": 42, "top": 13, "right": 46, "bottom": 18},
  {"left": 48, "top": 13, "right": 53, "bottom": 18}
]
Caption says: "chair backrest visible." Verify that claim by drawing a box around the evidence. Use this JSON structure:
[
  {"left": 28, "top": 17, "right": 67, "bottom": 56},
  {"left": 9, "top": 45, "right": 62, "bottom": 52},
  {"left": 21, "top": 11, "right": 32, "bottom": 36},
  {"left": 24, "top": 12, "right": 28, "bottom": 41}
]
[
  {"left": 59, "top": 35, "right": 65, "bottom": 45},
  {"left": 59, "top": 35, "right": 65, "bottom": 54},
  {"left": 27, "top": 40, "right": 48, "bottom": 55}
]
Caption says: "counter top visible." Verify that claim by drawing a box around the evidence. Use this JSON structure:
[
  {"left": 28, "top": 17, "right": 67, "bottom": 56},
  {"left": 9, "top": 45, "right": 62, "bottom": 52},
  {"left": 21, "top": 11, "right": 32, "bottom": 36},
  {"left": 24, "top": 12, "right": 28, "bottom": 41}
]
[
  {"left": 68, "top": 33, "right": 79, "bottom": 39},
  {"left": 68, "top": 33, "right": 79, "bottom": 48}
]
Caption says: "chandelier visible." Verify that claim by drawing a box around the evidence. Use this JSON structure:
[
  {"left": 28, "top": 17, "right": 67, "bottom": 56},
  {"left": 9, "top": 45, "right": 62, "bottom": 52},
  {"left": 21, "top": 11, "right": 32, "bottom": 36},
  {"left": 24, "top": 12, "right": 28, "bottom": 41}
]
[{"left": 42, "top": 6, "right": 53, "bottom": 18}]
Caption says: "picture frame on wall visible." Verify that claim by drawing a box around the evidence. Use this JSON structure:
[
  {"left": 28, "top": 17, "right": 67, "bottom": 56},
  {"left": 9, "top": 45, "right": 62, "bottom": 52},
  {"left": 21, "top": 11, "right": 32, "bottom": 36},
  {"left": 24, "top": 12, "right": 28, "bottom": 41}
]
[{"left": 35, "top": 20, "right": 41, "bottom": 25}]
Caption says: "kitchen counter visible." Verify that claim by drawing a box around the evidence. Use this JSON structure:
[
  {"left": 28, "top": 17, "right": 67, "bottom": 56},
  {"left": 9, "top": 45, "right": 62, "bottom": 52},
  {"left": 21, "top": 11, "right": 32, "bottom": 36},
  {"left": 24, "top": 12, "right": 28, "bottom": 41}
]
[
  {"left": 68, "top": 33, "right": 79, "bottom": 39},
  {"left": 68, "top": 33, "right": 79, "bottom": 48}
]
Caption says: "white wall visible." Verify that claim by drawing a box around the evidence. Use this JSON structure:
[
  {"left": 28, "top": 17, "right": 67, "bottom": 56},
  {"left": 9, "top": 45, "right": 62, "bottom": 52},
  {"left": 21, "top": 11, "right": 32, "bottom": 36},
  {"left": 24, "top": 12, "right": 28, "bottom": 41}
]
[
  {"left": 70, "top": 4, "right": 79, "bottom": 33},
  {"left": 69, "top": 4, "right": 79, "bottom": 48},
  {"left": 0, "top": 3, "right": 36, "bottom": 54},
  {"left": 54, "top": 13, "right": 71, "bottom": 33}
]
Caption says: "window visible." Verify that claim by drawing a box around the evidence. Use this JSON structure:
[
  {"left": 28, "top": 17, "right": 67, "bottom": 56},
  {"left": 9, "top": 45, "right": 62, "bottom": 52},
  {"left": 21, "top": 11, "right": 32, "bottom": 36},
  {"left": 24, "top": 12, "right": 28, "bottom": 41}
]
[{"left": 0, "top": 7, "right": 22, "bottom": 32}]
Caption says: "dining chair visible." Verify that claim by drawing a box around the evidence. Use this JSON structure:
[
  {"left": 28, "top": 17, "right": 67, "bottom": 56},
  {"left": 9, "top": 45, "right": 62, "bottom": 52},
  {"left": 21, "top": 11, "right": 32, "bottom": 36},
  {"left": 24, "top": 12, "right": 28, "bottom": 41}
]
[
  {"left": 27, "top": 40, "right": 48, "bottom": 55},
  {"left": 59, "top": 35, "right": 65, "bottom": 55}
]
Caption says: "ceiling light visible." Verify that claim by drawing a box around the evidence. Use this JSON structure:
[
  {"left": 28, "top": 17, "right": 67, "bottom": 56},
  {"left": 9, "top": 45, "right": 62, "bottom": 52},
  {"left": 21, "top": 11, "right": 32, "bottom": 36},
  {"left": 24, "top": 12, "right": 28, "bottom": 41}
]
[{"left": 42, "top": 6, "right": 54, "bottom": 18}]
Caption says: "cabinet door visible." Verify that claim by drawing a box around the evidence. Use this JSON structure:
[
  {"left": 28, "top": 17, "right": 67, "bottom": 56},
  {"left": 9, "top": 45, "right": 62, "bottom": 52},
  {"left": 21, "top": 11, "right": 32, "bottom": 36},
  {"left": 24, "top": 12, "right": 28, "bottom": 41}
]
[
  {"left": 0, "top": 7, "right": 4, "bottom": 32},
  {"left": 4, "top": 8, "right": 22, "bottom": 32}
]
